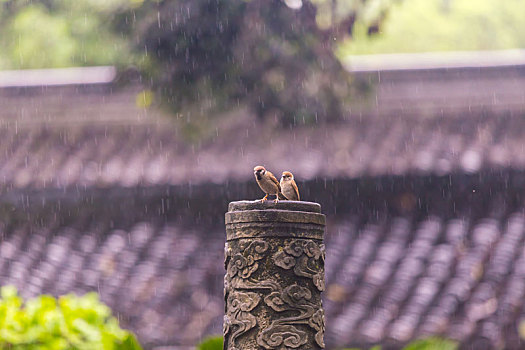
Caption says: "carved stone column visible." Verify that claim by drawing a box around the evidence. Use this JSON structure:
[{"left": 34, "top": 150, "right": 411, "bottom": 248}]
[{"left": 224, "top": 201, "right": 326, "bottom": 350}]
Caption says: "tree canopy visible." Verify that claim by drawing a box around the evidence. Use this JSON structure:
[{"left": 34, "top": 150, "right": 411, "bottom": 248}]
[{"left": 120, "top": 0, "right": 365, "bottom": 126}]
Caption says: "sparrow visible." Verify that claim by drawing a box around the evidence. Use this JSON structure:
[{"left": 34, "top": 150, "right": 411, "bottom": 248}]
[
  {"left": 280, "top": 171, "right": 300, "bottom": 201},
  {"left": 253, "top": 166, "right": 285, "bottom": 202}
]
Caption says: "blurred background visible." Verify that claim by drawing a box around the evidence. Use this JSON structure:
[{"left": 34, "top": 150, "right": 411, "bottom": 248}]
[{"left": 2, "top": 0, "right": 525, "bottom": 349}]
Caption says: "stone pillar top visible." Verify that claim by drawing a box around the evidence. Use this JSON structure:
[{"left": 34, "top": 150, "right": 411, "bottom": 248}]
[
  {"left": 225, "top": 200, "right": 325, "bottom": 241},
  {"left": 228, "top": 200, "right": 322, "bottom": 213}
]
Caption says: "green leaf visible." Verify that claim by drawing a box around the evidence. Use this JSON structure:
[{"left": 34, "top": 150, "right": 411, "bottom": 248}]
[
  {"left": 197, "top": 335, "right": 223, "bottom": 350},
  {"left": 0, "top": 285, "right": 143, "bottom": 350},
  {"left": 121, "top": 334, "right": 143, "bottom": 350}
]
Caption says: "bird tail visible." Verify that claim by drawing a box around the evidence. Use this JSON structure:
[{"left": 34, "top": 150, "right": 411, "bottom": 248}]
[{"left": 278, "top": 192, "right": 287, "bottom": 200}]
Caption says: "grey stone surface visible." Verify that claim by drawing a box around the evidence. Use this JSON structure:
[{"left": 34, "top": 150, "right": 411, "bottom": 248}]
[{"left": 224, "top": 200, "right": 326, "bottom": 349}]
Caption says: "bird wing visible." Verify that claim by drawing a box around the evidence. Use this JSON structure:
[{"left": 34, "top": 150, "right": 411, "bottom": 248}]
[
  {"left": 268, "top": 171, "right": 281, "bottom": 192},
  {"left": 292, "top": 180, "right": 300, "bottom": 201}
]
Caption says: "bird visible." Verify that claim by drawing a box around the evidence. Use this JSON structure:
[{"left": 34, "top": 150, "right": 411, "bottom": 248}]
[
  {"left": 253, "top": 166, "right": 285, "bottom": 202},
  {"left": 280, "top": 171, "right": 300, "bottom": 201}
]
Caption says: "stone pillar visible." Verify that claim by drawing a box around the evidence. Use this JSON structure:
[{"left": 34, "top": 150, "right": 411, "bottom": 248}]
[{"left": 224, "top": 201, "right": 326, "bottom": 350}]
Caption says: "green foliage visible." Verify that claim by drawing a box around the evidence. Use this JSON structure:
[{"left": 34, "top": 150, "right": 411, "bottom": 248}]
[
  {"left": 0, "top": 285, "right": 142, "bottom": 350},
  {"left": 402, "top": 337, "right": 458, "bottom": 350},
  {"left": 339, "top": 0, "right": 525, "bottom": 56},
  {"left": 0, "top": 0, "right": 134, "bottom": 69},
  {"left": 341, "top": 337, "right": 457, "bottom": 350},
  {"left": 196, "top": 335, "right": 223, "bottom": 350},
  {"left": 7, "top": 5, "right": 75, "bottom": 68},
  {"left": 199, "top": 336, "right": 456, "bottom": 350}
]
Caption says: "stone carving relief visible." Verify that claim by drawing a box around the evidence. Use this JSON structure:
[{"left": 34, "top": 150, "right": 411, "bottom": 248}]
[
  {"left": 225, "top": 240, "right": 269, "bottom": 279},
  {"left": 257, "top": 324, "right": 308, "bottom": 349},
  {"left": 224, "top": 238, "right": 325, "bottom": 349},
  {"left": 224, "top": 291, "right": 260, "bottom": 348},
  {"left": 273, "top": 240, "right": 326, "bottom": 292}
]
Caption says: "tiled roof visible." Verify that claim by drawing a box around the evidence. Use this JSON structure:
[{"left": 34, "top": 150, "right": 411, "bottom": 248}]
[
  {"left": 324, "top": 212, "right": 525, "bottom": 349},
  {"left": 0, "top": 112, "right": 525, "bottom": 190},
  {"left": 0, "top": 197, "right": 226, "bottom": 348},
  {"left": 344, "top": 51, "right": 525, "bottom": 117},
  {"left": 2, "top": 183, "right": 525, "bottom": 349}
]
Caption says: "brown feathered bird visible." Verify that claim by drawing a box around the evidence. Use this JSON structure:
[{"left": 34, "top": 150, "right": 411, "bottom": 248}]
[
  {"left": 254, "top": 166, "right": 285, "bottom": 202},
  {"left": 280, "top": 171, "right": 300, "bottom": 201}
]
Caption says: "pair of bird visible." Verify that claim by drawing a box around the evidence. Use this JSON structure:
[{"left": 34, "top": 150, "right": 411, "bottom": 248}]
[{"left": 254, "top": 166, "right": 300, "bottom": 202}]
